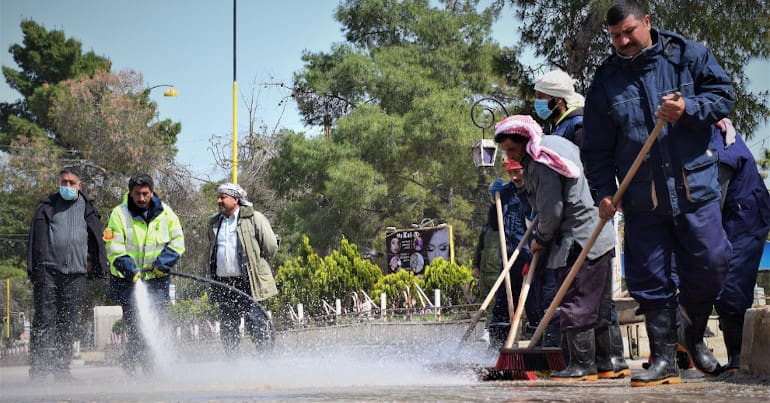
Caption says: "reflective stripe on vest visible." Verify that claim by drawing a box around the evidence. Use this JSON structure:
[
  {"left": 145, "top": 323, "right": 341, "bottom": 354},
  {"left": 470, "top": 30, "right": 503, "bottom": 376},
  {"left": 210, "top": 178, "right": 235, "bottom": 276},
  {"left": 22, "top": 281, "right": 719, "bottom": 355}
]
[{"left": 119, "top": 205, "right": 161, "bottom": 271}]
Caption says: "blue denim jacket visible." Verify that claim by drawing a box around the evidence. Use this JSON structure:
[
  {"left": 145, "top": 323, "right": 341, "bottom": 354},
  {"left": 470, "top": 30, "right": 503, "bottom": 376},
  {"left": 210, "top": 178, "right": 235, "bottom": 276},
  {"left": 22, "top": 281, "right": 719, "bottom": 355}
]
[{"left": 582, "top": 29, "right": 734, "bottom": 216}]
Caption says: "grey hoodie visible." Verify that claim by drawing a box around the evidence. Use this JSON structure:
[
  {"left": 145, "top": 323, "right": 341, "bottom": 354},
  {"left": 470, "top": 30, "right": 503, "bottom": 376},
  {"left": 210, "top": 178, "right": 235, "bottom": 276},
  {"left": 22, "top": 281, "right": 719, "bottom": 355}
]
[{"left": 523, "top": 135, "right": 616, "bottom": 269}]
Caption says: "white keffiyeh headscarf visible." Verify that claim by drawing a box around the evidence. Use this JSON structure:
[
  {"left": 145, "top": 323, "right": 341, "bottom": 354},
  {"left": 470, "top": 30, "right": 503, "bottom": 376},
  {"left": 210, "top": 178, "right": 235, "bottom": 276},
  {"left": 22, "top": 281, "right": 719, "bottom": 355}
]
[
  {"left": 217, "top": 183, "right": 253, "bottom": 206},
  {"left": 494, "top": 115, "right": 581, "bottom": 179}
]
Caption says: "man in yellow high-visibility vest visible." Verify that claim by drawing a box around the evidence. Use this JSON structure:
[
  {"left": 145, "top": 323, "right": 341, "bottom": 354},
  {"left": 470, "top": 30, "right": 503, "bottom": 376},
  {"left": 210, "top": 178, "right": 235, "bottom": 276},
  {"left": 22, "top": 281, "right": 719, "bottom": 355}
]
[{"left": 105, "top": 174, "right": 185, "bottom": 374}]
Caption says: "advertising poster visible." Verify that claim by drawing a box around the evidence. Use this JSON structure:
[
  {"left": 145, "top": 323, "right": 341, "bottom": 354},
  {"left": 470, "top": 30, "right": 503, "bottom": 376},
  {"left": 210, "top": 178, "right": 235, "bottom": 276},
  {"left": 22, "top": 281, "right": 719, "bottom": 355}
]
[{"left": 385, "top": 225, "right": 452, "bottom": 275}]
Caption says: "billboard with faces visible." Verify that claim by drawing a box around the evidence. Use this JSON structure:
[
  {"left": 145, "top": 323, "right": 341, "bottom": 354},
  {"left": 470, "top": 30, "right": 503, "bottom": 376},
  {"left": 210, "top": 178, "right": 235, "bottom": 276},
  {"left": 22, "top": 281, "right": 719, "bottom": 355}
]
[{"left": 385, "top": 225, "right": 453, "bottom": 275}]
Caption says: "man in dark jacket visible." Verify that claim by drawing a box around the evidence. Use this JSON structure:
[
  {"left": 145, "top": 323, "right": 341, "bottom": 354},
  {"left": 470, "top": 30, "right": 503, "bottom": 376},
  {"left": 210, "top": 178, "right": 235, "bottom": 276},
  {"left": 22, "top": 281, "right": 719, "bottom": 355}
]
[
  {"left": 27, "top": 167, "right": 108, "bottom": 381},
  {"left": 481, "top": 172, "right": 534, "bottom": 351},
  {"left": 582, "top": 0, "right": 734, "bottom": 386},
  {"left": 534, "top": 68, "right": 630, "bottom": 378},
  {"left": 713, "top": 119, "right": 770, "bottom": 371},
  {"left": 533, "top": 69, "right": 585, "bottom": 147}
]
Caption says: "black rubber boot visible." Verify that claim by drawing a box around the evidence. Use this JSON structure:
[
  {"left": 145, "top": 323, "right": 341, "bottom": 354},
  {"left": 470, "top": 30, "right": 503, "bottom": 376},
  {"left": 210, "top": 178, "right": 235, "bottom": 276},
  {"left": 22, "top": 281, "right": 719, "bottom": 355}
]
[
  {"left": 631, "top": 309, "right": 681, "bottom": 387},
  {"left": 550, "top": 328, "right": 597, "bottom": 381},
  {"left": 596, "top": 324, "right": 630, "bottom": 379},
  {"left": 487, "top": 322, "right": 510, "bottom": 353},
  {"left": 542, "top": 322, "right": 562, "bottom": 348},
  {"left": 679, "top": 306, "right": 722, "bottom": 376},
  {"left": 560, "top": 332, "right": 570, "bottom": 367},
  {"left": 719, "top": 317, "right": 743, "bottom": 372}
]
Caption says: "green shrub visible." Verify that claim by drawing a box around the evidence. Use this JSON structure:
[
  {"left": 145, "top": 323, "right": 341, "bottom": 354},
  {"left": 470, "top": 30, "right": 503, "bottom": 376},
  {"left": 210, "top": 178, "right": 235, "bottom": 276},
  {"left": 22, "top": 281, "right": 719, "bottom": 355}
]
[
  {"left": 168, "top": 292, "right": 218, "bottom": 327},
  {"left": 421, "top": 257, "right": 475, "bottom": 306},
  {"left": 271, "top": 235, "right": 383, "bottom": 321},
  {"left": 372, "top": 269, "right": 422, "bottom": 309}
]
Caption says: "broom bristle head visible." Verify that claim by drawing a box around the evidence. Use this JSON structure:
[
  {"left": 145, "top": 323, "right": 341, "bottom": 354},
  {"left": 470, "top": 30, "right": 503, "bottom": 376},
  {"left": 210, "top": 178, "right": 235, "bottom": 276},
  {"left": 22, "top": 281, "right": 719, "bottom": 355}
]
[{"left": 495, "top": 347, "right": 565, "bottom": 371}]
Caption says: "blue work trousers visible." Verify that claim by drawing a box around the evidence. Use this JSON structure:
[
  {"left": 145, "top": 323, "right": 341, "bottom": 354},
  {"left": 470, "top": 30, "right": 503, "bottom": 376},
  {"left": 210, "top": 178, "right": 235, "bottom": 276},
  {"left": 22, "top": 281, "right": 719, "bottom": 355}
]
[
  {"left": 715, "top": 233, "right": 765, "bottom": 320},
  {"left": 490, "top": 258, "right": 526, "bottom": 325},
  {"left": 532, "top": 263, "right": 562, "bottom": 346},
  {"left": 624, "top": 201, "right": 731, "bottom": 314}
]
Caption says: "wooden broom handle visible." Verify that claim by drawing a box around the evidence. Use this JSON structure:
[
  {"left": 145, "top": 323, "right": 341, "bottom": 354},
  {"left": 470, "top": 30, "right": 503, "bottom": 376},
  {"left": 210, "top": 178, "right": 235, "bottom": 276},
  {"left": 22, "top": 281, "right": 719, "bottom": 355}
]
[
  {"left": 528, "top": 93, "right": 678, "bottom": 348},
  {"left": 475, "top": 215, "right": 538, "bottom": 314},
  {"left": 495, "top": 191, "right": 516, "bottom": 321},
  {"left": 503, "top": 250, "right": 541, "bottom": 349},
  {"left": 456, "top": 215, "right": 539, "bottom": 349}
]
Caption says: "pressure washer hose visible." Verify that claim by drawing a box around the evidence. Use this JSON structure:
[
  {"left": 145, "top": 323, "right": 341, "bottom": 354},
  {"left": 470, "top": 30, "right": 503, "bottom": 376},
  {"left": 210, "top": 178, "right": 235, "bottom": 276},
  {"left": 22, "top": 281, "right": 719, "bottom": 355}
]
[
  {"left": 152, "top": 269, "right": 259, "bottom": 303},
  {"left": 161, "top": 269, "right": 276, "bottom": 343}
]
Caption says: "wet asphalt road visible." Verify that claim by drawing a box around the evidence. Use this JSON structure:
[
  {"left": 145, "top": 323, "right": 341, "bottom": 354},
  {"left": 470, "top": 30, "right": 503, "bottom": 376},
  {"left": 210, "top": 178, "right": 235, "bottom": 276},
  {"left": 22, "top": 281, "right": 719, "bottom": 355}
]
[{"left": 2, "top": 355, "right": 769, "bottom": 402}]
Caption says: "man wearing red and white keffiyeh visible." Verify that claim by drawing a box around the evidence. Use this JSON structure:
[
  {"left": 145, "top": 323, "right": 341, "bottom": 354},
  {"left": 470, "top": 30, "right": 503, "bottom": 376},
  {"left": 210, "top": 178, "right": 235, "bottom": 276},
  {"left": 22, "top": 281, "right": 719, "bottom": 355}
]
[
  {"left": 494, "top": 115, "right": 623, "bottom": 381},
  {"left": 493, "top": 115, "right": 581, "bottom": 179}
]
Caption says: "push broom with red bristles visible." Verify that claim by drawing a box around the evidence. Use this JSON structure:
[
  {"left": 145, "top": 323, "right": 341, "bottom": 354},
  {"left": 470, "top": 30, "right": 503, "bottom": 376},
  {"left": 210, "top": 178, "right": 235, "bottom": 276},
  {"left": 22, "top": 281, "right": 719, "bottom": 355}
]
[{"left": 484, "top": 251, "right": 566, "bottom": 381}]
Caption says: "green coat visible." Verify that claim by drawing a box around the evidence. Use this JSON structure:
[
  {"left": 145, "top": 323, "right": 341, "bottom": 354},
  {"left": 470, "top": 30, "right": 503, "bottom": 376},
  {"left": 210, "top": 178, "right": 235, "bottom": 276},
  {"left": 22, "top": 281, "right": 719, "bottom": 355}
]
[
  {"left": 478, "top": 226, "right": 502, "bottom": 296},
  {"left": 475, "top": 225, "right": 502, "bottom": 328},
  {"left": 208, "top": 206, "right": 278, "bottom": 301}
]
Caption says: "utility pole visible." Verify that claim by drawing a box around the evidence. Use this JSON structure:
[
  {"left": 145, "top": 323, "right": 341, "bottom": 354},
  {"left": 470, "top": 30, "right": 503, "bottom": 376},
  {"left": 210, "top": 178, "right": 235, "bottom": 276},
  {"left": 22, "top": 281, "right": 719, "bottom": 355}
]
[
  {"left": 5, "top": 278, "right": 9, "bottom": 339},
  {"left": 231, "top": 0, "right": 239, "bottom": 184}
]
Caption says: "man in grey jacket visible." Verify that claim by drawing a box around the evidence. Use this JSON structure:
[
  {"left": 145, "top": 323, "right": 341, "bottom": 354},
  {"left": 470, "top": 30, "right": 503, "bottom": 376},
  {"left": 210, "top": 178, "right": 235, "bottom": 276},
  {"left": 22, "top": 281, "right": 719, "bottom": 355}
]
[
  {"left": 495, "top": 115, "right": 622, "bottom": 381},
  {"left": 208, "top": 183, "right": 279, "bottom": 358}
]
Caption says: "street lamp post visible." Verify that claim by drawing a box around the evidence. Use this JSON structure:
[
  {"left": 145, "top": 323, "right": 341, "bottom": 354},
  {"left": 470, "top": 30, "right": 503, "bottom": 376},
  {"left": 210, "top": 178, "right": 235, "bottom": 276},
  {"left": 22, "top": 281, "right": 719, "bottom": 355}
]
[
  {"left": 144, "top": 84, "right": 179, "bottom": 97},
  {"left": 5, "top": 278, "right": 9, "bottom": 339},
  {"left": 470, "top": 97, "right": 509, "bottom": 168}
]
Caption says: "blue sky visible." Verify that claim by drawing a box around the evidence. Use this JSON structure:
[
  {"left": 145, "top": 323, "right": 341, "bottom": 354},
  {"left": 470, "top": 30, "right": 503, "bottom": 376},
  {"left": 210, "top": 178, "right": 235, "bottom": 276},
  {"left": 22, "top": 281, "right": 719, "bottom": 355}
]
[
  {"left": 1, "top": 0, "right": 768, "bottom": 182},
  {"left": 1, "top": 0, "right": 349, "bottom": 180}
]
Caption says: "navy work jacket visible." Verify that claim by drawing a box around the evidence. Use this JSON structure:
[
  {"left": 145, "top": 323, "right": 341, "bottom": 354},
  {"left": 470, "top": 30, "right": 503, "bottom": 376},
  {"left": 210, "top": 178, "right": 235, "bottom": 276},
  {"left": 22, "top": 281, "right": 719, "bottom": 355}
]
[{"left": 583, "top": 29, "right": 735, "bottom": 216}]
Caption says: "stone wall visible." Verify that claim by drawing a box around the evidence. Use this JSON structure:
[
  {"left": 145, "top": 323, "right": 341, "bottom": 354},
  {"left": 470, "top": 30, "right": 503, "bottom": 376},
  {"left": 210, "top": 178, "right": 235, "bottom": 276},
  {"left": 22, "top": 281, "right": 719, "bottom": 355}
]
[{"left": 741, "top": 306, "right": 770, "bottom": 376}]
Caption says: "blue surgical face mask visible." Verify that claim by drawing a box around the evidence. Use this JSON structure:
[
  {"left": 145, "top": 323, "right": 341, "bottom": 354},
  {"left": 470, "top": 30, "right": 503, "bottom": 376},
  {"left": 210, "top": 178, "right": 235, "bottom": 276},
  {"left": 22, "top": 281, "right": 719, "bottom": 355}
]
[
  {"left": 59, "top": 186, "right": 78, "bottom": 201},
  {"left": 534, "top": 98, "right": 556, "bottom": 120}
]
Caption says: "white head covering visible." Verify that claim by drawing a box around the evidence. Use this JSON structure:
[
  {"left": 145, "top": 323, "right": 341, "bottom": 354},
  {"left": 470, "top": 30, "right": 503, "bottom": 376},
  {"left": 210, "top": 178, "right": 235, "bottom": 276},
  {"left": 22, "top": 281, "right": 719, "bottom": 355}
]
[
  {"left": 217, "top": 183, "right": 253, "bottom": 207},
  {"left": 534, "top": 69, "right": 585, "bottom": 108}
]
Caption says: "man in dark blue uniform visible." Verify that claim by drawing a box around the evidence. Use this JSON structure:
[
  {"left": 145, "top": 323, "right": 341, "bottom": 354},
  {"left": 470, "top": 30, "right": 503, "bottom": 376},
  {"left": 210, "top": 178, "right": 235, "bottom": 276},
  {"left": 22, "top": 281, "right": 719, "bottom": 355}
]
[
  {"left": 582, "top": 0, "right": 734, "bottom": 386},
  {"left": 713, "top": 119, "right": 770, "bottom": 372}
]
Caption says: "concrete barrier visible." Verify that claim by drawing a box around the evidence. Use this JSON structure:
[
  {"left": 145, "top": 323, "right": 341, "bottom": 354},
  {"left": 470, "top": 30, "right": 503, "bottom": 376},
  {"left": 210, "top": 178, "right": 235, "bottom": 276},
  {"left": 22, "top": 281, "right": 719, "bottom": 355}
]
[
  {"left": 93, "top": 306, "right": 123, "bottom": 350},
  {"left": 741, "top": 306, "right": 770, "bottom": 376},
  {"left": 275, "top": 320, "right": 486, "bottom": 354}
]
